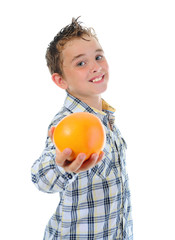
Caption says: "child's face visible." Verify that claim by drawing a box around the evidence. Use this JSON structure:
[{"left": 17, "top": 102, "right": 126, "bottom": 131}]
[{"left": 59, "top": 36, "right": 109, "bottom": 100}]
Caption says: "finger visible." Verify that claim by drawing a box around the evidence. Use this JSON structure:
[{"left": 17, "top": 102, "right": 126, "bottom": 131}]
[
  {"left": 64, "top": 153, "right": 86, "bottom": 173},
  {"left": 55, "top": 148, "right": 72, "bottom": 166},
  {"left": 96, "top": 151, "right": 105, "bottom": 164},
  {"left": 48, "top": 126, "right": 55, "bottom": 142},
  {"left": 76, "top": 153, "right": 99, "bottom": 172}
]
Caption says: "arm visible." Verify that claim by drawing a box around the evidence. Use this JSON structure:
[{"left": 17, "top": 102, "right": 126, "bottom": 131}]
[
  {"left": 31, "top": 127, "right": 104, "bottom": 194},
  {"left": 31, "top": 132, "right": 77, "bottom": 193}
]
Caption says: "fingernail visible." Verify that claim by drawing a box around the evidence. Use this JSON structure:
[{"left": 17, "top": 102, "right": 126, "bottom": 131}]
[
  {"left": 92, "top": 153, "right": 98, "bottom": 161},
  {"left": 64, "top": 148, "right": 71, "bottom": 155},
  {"left": 80, "top": 154, "right": 86, "bottom": 161}
]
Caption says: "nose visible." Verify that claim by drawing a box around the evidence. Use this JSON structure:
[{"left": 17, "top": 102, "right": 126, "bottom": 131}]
[{"left": 90, "top": 61, "right": 102, "bottom": 73}]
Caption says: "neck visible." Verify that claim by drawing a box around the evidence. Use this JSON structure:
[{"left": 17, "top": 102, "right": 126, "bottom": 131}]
[
  {"left": 68, "top": 92, "right": 102, "bottom": 111},
  {"left": 84, "top": 96, "right": 102, "bottom": 111}
]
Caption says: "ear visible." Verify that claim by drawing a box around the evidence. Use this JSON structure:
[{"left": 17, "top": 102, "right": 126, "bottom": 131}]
[{"left": 51, "top": 73, "right": 68, "bottom": 90}]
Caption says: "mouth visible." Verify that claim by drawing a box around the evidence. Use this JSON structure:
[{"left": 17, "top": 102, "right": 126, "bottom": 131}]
[{"left": 89, "top": 75, "right": 104, "bottom": 83}]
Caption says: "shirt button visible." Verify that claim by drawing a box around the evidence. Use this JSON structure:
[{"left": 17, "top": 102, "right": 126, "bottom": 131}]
[{"left": 68, "top": 174, "right": 73, "bottom": 179}]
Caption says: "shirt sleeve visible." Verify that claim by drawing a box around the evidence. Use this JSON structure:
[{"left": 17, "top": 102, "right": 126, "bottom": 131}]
[{"left": 31, "top": 133, "right": 77, "bottom": 194}]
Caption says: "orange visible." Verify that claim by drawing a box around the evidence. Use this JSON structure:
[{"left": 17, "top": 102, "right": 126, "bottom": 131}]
[{"left": 53, "top": 112, "right": 106, "bottom": 160}]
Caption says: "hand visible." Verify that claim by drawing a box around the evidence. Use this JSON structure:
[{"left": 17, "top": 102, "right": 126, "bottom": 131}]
[{"left": 48, "top": 127, "right": 104, "bottom": 173}]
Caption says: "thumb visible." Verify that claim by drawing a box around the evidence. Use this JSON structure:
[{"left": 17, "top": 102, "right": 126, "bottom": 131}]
[{"left": 48, "top": 126, "right": 55, "bottom": 142}]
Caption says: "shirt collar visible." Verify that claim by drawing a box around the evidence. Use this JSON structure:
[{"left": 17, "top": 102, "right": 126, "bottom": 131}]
[{"left": 64, "top": 92, "right": 116, "bottom": 116}]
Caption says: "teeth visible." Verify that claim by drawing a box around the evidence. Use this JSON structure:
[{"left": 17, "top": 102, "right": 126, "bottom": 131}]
[{"left": 92, "top": 76, "right": 102, "bottom": 82}]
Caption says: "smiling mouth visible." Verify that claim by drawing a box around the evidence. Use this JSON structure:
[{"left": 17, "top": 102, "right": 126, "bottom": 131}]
[{"left": 89, "top": 75, "right": 104, "bottom": 83}]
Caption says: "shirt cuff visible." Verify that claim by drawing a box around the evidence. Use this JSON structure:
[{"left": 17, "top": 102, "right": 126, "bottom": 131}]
[{"left": 55, "top": 164, "right": 78, "bottom": 189}]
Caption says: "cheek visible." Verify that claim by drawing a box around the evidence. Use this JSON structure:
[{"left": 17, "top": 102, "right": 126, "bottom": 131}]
[
  {"left": 102, "top": 60, "right": 109, "bottom": 72},
  {"left": 75, "top": 69, "right": 89, "bottom": 82}
]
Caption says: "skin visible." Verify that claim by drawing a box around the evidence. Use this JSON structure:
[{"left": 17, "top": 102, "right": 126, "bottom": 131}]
[{"left": 49, "top": 36, "right": 109, "bottom": 173}]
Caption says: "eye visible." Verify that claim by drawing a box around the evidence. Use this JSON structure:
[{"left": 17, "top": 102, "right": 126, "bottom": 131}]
[
  {"left": 77, "top": 61, "right": 86, "bottom": 67},
  {"left": 96, "top": 55, "right": 103, "bottom": 61}
]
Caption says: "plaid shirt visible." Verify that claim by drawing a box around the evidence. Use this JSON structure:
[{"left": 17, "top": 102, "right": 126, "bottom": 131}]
[{"left": 31, "top": 93, "right": 133, "bottom": 240}]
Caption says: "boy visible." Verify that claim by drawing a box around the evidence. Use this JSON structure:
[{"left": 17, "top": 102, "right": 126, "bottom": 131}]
[{"left": 31, "top": 18, "right": 133, "bottom": 239}]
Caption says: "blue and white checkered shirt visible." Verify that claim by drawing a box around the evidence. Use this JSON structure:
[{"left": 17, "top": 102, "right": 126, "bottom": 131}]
[{"left": 31, "top": 93, "right": 133, "bottom": 239}]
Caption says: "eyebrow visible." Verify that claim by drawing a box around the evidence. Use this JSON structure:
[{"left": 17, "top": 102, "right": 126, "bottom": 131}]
[{"left": 71, "top": 48, "right": 104, "bottom": 63}]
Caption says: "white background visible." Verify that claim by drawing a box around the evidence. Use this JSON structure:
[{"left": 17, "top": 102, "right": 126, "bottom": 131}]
[{"left": 0, "top": 0, "right": 175, "bottom": 239}]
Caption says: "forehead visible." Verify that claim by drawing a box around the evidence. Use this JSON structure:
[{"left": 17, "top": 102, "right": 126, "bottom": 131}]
[{"left": 62, "top": 37, "right": 102, "bottom": 60}]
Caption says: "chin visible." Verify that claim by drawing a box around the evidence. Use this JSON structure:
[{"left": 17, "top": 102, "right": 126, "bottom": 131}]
[
  {"left": 94, "top": 88, "right": 107, "bottom": 96},
  {"left": 99, "top": 83, "right": 108, "bottom": 94}
]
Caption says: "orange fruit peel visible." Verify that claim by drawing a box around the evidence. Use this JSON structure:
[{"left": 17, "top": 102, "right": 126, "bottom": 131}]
[{"left": 53, "top": 112, "right": 106, "bottom": 161}]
